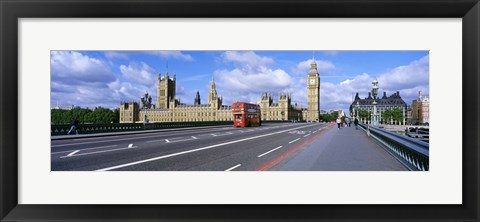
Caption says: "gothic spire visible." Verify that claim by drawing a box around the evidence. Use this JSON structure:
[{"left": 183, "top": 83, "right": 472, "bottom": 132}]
[
  {"left": 165, "top": 62, "right": 169, "bottom": 77},
  {"left": 211, "top": 73, "right": 216, "bottom": 88}
]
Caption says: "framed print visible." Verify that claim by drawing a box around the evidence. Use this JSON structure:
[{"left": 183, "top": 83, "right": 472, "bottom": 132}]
[{"left": 1, "top": 0, "right": 479, "bottom": 221}]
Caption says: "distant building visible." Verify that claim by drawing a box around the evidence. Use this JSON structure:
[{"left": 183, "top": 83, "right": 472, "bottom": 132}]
[
  {"left": 411, "top": 90, "right": 430, "bottom": 124},
  {"left": 259, "top": 92, "right": 303, "bottom": 121},
  {"left": 119, "top": 56, "right": 319, "bottom": 123},
  {"left": 119, "top": 102, "right": 140, "bottom": 123},
  {"left": 306, "top": 58, "right": 320, "bottom": 122},
  {"left": 51, "top": 104, "right": 75, "bottom": 110},
  {"left": 349, "top": 91, "right": 408, "bottom": 125},
  {"left": 406, "top": 105, "right": 414, "bottom": 124}
]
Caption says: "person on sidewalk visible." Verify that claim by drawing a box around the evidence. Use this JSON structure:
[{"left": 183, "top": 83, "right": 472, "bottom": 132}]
[
  {"left": 354, "top": 118, "right": 359, "bottom": 130},
  {"left": 67, "top": 117, "right": 79, "bottom": 135},
  {"left": 336, "top": 117, "right": 341, "bottom": 129}
]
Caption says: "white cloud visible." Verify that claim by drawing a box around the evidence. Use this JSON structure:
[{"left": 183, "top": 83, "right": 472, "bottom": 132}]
[
  {"left": 222, "top": 51, "right": 274, "bottom": 70},
  {"left": 50, "top": 51, "right": 122, "bottom": 108},
  {"left": 295, "top": 59, "right": 335, "bottom": 75},
  {"left": 214, "top": 51, "right": 295, "bottom": 105},
  {"left": 50, "top": 51, "right": 162, "bottom": 109},
  {"left": 377, "top": 55, "right": 429, "bottom": 91},
  {"left": 107, "top": 80, "right": 158, "bottom": 105},
  {"left": 120, "top": 62, "right": 156, "bottom": 86},
  {"left": 149, "top": 51, "right": 193, "bottom": 61},
  {"left": 51, "top": 51, "right": 116, "bottom": 84},
  {"left": 52, "top": 82, "right": 122, "bottom": 109},
  {"left": 318, "top": 55, "right": 429, "bottom": 113}
]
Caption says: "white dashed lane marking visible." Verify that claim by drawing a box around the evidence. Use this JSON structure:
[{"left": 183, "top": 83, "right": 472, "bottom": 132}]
[
  {"left": 60, "top": 145, "right": 138, "bottom": 158},
  {"left": 257, "top": 146, "right": 283, "bottom": 158},
  {"left": 67, "top": 150, "right": 80, "bottom": 157},
  {"left": 225, "top": 164, "right": 241, "bottom": 171},
  {"left": 51, "top": 145, "right": 118, "bottom": 155},
  {"left": 289, "top": 138, "right": 301, "bottom": 144}
]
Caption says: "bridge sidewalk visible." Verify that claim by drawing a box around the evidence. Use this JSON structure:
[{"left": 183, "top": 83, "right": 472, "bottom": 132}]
[{"left": 272, "top": 124, "right": 408, "bottom": 171}]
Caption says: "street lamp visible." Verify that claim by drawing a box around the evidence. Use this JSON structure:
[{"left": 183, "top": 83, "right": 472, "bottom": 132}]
[
  {"left": 371, "top": 79, "right": 379, "bottom": 126},
  {"left": 356, "top": 101, "right": 360, "bottom": 122}
]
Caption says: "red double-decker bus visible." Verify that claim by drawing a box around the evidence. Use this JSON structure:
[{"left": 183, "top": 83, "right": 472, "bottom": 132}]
[{"left": 232, "top": 102, "right": 261, "bottom": 127}]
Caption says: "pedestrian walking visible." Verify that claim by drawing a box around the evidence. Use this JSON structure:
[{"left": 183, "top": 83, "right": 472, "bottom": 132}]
[
  {"left": 336, "top": 117, "right": 341, "bottom": 129},
  {"left": 67, "top": 117, "right": 79, "bottom": 135},
  {"left": 354, "top": 118, "right": 359, "bottom": 130},
  {"left": 345, "top": 117, "right": 351, "bottom": 127}
]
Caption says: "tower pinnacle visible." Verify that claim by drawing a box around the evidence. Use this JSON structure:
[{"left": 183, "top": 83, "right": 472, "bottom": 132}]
[
  {"left": 211, "top": 73, "right": 216, "bottom": 88},
  {"left": 310, "top": 51, "right": 317, "bottom": 70}
]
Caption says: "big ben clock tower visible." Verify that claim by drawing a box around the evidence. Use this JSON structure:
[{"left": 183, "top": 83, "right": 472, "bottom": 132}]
[{"left": 307, "top": 56, "right": 320, "bottom": 122}]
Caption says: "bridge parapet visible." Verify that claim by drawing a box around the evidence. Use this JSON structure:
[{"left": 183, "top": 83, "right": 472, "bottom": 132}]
[
  {"left": 51, "top": 120, "right": 291, "bottom": 136},
  {"left": 359, "top": 123, "right": 429, "bottom": 171}
]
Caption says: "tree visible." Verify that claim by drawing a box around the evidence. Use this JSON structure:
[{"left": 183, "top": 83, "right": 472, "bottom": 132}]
[
  {"left": 358, "top": 110, "right": 372, "bottom": 123},
  {"left": 392, "top": 108, "right": 404, "bottom": 124},
  {"left": 331, "top": 111, "right": 339, "bottom": 119},
  {"left": 51, "top": 107, "right": 120, "bottom": 125},
  {"left": 382, "top": 109, "right": 393, "bottom": 124},
  {"left": 381, "top": 108, "right": 404, "bottom": 125}
]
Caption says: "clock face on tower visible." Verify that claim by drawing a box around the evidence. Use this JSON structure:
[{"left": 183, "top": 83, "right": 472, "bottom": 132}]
[{"left": 309, "top": 79, "right": 315, "bottom": 85}]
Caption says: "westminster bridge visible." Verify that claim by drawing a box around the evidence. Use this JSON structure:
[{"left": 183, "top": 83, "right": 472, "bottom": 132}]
[{"left": 50, "top": 121, "right": 429, "bottom": 171}]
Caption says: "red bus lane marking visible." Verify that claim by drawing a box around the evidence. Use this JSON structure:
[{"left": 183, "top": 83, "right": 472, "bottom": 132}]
[{"left": 256, "top": 124, "right": 335, "bottom": 171}]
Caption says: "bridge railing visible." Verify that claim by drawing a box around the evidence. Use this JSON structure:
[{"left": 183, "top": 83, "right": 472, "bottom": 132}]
[
  {"left": 358, "top": 123, "right": 429, "bottom": 171},
  {"left": 51, "top": 120, "right": 292, "bottom": 136},
  {"left": 51, "top": 121, "right": 233, "bottom": 135}
]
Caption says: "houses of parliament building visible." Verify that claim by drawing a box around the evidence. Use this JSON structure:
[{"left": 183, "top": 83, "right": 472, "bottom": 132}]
[{"left": 119, "top": 58, "right": 321, "bottom": 123}]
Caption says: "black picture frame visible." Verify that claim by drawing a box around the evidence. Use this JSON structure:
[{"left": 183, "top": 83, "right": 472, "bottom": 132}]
[{"left": 1, "top": 0, "right": 479, "bottom": 221}]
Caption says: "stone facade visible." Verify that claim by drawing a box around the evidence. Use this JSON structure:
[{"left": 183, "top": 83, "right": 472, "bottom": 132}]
[
  {"left": 119, "top": 102, "right": 140, "bottom": 123},
  {"left": 349, "top": 91, "right": 408, "bottom": 125},
  {"left": 259, "top": 92, "right": 304, "bottom": 121},
  {"left": 120, "top": 73, "right": 232, "bottom": 123},
  {"left": 306, "top": 59, "right": 320, "bottom": 122},
  {"left": 411, "top": 90, "right": 430, "bottom": 124}
]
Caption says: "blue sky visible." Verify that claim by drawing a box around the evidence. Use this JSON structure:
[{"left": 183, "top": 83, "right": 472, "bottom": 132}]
[{"left": 51, "top": 50, "right": 429, "bottom": 113}]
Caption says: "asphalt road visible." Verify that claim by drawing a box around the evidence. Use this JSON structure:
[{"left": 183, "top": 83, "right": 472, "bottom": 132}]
[
  {"left": 51, "top": 122, "right": 331, "bottom": 171},
  {"left": 271, "top": 125, "right": 408, "bottom": 171}
]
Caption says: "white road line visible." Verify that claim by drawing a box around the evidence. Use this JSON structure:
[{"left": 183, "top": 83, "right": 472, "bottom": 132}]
[
  {"left": 257, "top": 146, "right": 283, "bottom": 157},
  {"left": 168, "top": 139, "right": 189, "bottom": 143},
  {"left": 303, "top": 134, "right": 311, "bottom": 137},
  {"left": 60, "top": 146, "right": 138, "bottom": 158},
  {"left": 225, "top": 164, "right": 241, "bottom": 171},
  {"left": 73, "top": 136, "right": 119, "bottom": 141},
  {"left": 128, "top": 144, "right": 133, "bottom": 148},
  {"left": 289, "top": 138, "right": 301, "bottom": 144},
  {"left": 67, "top": 150, "right": 80, "bottom": 156},
  {"left": 51, "top": 145, "right": 118, "bottom": 155},
  {"left": 95, "top": 124, "right": 317, "bottom": 171},
  {"left": 211, "top": 132, "right": 233, "bottom": 137},
  {"left": 52, "top": 127, "right": 233, "bottom": 147},
  {"left": 151, "top": 136, "right": 198, "bottom": 143}
]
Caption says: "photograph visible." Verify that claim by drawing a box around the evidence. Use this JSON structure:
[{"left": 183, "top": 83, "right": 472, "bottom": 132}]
[
  {"left": 2, "top": 0, "right": 477, "bottom": 220},
  {"left": 50, "top": 50, "right": 429, "bottom": 171}
]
